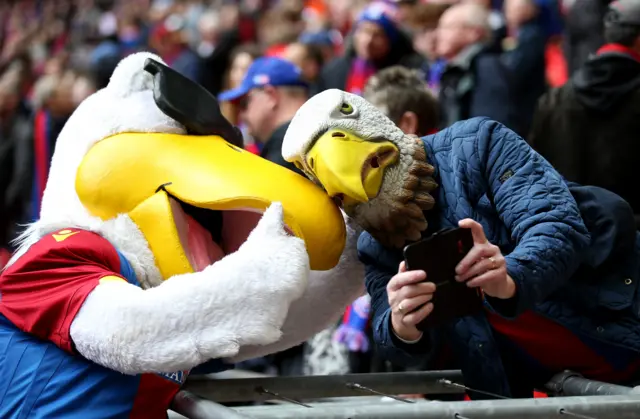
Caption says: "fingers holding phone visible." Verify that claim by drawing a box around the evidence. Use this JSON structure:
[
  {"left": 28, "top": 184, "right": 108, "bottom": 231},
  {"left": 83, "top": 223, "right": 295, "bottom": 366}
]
[
  {"left": 387, "top": 262, "right": 436, "bottom": 342},
  {"left": 455, "top": 219, "right": 516, "bottom": 300}
]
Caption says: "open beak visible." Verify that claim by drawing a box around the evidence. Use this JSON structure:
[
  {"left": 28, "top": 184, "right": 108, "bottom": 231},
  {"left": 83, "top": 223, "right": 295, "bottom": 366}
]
[
  {"left": 306, "top": 129, "right": 399, "bottom": 208},
  {"left": 76, "top": 132, "right": 346, "bottom": 273}
]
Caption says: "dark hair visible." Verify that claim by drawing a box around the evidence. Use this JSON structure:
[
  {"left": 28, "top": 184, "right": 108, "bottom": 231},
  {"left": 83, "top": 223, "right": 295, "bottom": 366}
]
[
  {"left": 230, "top": 43, "right": 263, "bottom": 63},
  {"left": 363, "top": 66, "right": 439, "bottom": 136},
  {"left": 300, "top": 43, "right": 325, "bottom": 68}
]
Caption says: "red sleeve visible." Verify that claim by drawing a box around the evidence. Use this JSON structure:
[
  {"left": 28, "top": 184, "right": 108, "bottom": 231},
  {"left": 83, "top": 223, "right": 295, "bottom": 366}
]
[{"left": 0, "top": 229, "right": 126, "bottom": 353}]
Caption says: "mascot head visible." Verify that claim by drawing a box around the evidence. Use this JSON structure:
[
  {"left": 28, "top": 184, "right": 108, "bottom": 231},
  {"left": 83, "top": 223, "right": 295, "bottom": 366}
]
[
  {"left": 15, "top": 53, "right": 345, "bottom": 286},
  {"left": 282, "top": 89, "right": 437, "bottom": 248}
]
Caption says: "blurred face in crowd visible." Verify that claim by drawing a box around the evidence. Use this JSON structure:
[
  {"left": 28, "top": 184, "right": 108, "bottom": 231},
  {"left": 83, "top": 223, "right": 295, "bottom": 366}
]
[
  {"left": 395, "top": 1, "right": 418, "bottom": 24},
  {"left": 230, "top": 52, "right": 255, "bottom": 89},
  {"left": 354, "top": 21, "right": 391, "bottom": 62},
  {"left": 436, "top": 6, "right": 487, "bottom": 59},
  {"left": 414, "top": 28, "right": 439, "bottom": 60},
  {"left": 504, "top": 0, "right": 539, "bottom": 30},
  {"left": 283, "top": 43, "right": 321, "bottom": 82},
  {"left": 237, "top": 87, "right": 277, "bottom": 142},
  {"left": 47, "top": 72, "right": 78, "bottom": 117},
  {"left": 72, "top": 77, "right": 97, "bottom": 107},
  {"left": 0, "top": 80, "right": 20, "bottom": 119}
]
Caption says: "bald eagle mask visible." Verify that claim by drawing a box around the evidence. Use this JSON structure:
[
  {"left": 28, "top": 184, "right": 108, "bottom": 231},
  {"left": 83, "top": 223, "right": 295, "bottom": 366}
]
[{"left": 283, "top": 89, "right": 438, "bottom": 248}]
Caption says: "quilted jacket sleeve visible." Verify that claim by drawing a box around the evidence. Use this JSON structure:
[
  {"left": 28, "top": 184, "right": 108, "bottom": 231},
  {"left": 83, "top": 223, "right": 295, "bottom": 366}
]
[{"left": 472, "top": 118, "right": 591, "bottom": 317}]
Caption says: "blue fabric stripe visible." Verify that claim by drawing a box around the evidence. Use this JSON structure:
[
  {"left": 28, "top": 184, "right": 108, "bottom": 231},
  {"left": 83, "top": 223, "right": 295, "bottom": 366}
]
[{"left": 115, "top": 250, "right": 139, "bottom": 286}]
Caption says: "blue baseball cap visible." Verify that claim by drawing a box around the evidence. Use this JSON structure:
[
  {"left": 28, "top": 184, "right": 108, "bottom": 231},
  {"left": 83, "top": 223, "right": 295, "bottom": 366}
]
[
  {"left": 218, "top": 57, "right": 309, "bottom": 102},
  {"left": 357, "top": 2, "right": 400, "bottom": 42}
]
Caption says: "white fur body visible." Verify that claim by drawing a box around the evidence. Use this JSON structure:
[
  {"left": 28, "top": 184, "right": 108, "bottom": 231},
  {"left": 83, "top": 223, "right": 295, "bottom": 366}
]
[
  {"left": 70, "top": 204, "right": 310, "bottom": 374},
  {"left": 229, "top": 213, "right": 364, "bottom": 362},
  {"left": 6, "top": 52, "right": 364, "bottom": 376}
]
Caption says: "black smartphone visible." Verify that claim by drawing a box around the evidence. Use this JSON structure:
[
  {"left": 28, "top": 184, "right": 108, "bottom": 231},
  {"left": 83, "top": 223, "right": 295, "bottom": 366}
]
[{"left": 403, "top": 227, "right": 484, "bottom": 330}]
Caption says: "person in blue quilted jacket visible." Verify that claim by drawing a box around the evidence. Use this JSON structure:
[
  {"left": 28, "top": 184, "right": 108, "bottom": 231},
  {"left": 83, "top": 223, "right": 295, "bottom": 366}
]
[{"left": 282, "top": 89, "right": 640, "bottom": 399}]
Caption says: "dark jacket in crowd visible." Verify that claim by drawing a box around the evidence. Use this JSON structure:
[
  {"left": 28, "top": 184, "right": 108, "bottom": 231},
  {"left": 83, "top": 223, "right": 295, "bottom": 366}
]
[
  {"left": 0, "top": 102, "right": 33, "bottom": 248},
  {"left": 314, "top": 30, "right": 426, "bottom": 94},
  {"left": 528, "top": 45, "right": 640, "bottom": 222},
  {"left": 502, "top": 22, "right": 548, "bottom": 136},
  {"left": 563, "top": 0, "right": 611, "bottom": 75},
  {"left": 438, "top": 44, "right": 521, "bottom": 134},
  {"left": 360, "top": 118, "right": 640, "bottom": 398},
  {"left": 259, "top": 122, "right": 303, "bottom": 177}
]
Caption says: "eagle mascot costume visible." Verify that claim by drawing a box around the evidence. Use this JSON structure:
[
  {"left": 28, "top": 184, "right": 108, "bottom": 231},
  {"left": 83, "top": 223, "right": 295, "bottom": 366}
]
[{"left": 0, "top": 53, "right": 364, "bottom": 418}]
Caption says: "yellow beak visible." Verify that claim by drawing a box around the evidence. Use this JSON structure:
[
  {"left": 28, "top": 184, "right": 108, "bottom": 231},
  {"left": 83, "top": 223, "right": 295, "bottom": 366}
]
[
  {"left": 306, "top": 129, "right": 398, "bottom": 208},
  {"left": 76, "top": 132, "right": 346, "bottom": 276}
]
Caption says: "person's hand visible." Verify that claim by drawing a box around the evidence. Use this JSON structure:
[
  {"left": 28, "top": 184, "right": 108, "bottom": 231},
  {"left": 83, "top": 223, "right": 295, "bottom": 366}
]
[
  {"left": 388, "top": 262, "right": 436, "bottom": 342},
  {"left": 455, "top": 219, "right": 516, "bottom": 299}
]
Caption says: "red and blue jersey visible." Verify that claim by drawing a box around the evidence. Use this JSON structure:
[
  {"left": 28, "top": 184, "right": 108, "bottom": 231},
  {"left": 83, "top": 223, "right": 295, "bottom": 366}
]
[{"left": 0, "top": 229, "right": 221, "bottom": 418}]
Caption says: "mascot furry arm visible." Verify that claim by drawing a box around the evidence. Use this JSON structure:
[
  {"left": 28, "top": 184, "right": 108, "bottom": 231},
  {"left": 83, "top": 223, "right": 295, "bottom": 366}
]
[{"left": 0, "top": 54, "right": 363, "bottom": 417}]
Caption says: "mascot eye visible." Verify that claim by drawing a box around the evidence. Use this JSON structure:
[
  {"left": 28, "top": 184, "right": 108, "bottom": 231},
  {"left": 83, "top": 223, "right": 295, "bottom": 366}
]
[{"left": 339, "top": 102, "right": 354, "bottom": 115}]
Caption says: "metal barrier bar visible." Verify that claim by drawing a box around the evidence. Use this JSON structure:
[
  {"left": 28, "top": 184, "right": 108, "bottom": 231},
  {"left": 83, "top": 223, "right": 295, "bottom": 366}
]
[
  {"left": 546, "top": 371, "right": 638, "bottom": 396},
  {"left": 171, "top": 390, "right": 251, "bottom": 419},
  {"left": 232, "top": 394, "right": 640, "bottom": 419},
  {"left": 183, "top": 370, "right": 465, "bottom": 403}
]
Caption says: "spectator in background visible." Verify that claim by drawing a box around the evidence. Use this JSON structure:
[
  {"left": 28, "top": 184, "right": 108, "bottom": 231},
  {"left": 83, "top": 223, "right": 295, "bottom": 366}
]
[
  {"left": 317, "top": 2, "right": 426, "bottom": 95},
  {"left": 529, "top": 0, "right": 640, "bottom": 225},
  {"left": 219, "top": 44, "right": 262, "bottom": 154},
  {"left": 218, "top": 57, "right": 307, "bottom": 176},
  {"left": 502, "top": 0, "right": 548, "bottom": 135},
  {"left": 563, "top": 0, "right": 611, "bottom": 75},
  {"left": 89, "top": 11, "right": 123, "bottom": 89},
  {"left": 148, "top": 13, "right": 202, "bottom": 84},
  {"left": 258, "top": 5, "right": 305, "bottom": 57},
  {"left": 0, "top": 69, "right": 33, "bottom": 256},
  {"left": 221, "top": 44, "right": 263, "bottom": 120},
  {"left": 364, "top": 65, "right": 440, "bottom": 136},
  {"left": 298, "top": 30, "right": 342, "bottom": 68},
  {"left": 464, "top": 0, "right": 509, "bottom": 51},
  {"left": 436, "top": 3, "right": 518, "bottom": 131},
  {"left": 283, "top": 42, "right": 325, "bottom": 85},
  {"left": 30, "top": 70, "right": 78, "bottom": 221},
  {"left": 71, "top": 72, "right": 98, "bottom": 109},
  {"left": 405, "top": 2, "right": 450, "bottom": 93},
  {"left": 197, "top": 4, "right": 255, "bottom": 96}
]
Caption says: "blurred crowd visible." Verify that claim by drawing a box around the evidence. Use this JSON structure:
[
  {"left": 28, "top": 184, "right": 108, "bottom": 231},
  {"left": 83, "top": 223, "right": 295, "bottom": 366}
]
[{"left": 2, "top": 0, "right": 640, "bottom": 376}]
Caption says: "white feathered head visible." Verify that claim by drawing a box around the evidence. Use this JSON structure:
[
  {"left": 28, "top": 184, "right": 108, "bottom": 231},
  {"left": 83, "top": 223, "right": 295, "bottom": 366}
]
[{"left": 282, "top": 89, "right": 438, "bottom": 248}]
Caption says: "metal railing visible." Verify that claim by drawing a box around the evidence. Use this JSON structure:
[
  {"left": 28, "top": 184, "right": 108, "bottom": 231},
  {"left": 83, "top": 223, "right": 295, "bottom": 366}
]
[{"left": 170, "top": 370, "right": 640, "bottom": 419}]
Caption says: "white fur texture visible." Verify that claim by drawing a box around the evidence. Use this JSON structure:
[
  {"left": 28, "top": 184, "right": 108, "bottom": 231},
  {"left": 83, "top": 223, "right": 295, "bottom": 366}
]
[
  {"left": 70, "top": 204, "right": 310, "bottom": 374},
  {"left": 229, "top": 211, "right": 365, "bottom": 362}
]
